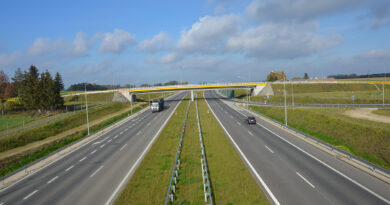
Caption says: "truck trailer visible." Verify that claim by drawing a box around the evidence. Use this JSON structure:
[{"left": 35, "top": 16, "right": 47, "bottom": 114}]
[{"left": 151, "top": 98, "right": 164, "bottom": 112}]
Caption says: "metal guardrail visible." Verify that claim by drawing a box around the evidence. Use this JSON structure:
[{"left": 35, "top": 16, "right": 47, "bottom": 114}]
[
  {"left": 195, "top": 98, "right": 213, "bottom": 204},
  {"left": 164, "top": 100, "right": 191, "bottom": 204}
]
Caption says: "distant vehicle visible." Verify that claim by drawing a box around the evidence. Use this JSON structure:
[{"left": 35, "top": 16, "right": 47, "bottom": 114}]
[
  {"left": 151, "top": 98, "right": 164, "bottom": 112},
  {"left": 246, "top": 116, "right": 256, "bottom": 124}
]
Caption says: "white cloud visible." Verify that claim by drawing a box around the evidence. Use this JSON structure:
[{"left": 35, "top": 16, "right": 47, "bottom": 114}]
[
  {"left": 0, "top": 51, "right": 22, "bottom": 67},
  {"left": 247, "top": 0, "right": 364, "bottom": 23},
  {"left": 71, "top": 32, "right": 89, "bottom": 56},
  {"left": 139, "top": 32, "right": 171, "bottom": 53},
  {"left": 227, "top": 21, "right": 342, "bottom": 59},
  {"left": 26, "top": 38, "right": 63, "bottom": 56},
  {"left": 99, "top": 29, "right": 136, "bottom": 53},
  {"left": 176, "top": 15, "right": 240, "bottom": 53}
]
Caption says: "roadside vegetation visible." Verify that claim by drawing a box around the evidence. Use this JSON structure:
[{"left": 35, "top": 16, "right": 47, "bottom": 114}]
[
  {"left": 198, "top": 94, "right": 269, "bottom": 204},
  {"left": 115, "top": 95, "right": 189, "bottom": 204},
  {"left": 249, "top": 105, "right": 390, "bottom": 170},
  {"left": 233, "top": 83, "right": 390, "bottom": 105}
]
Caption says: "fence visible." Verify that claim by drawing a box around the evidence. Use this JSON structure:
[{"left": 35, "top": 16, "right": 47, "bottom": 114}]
[{"left": 0, "top": 104, "right": 105, "bottom": 138}]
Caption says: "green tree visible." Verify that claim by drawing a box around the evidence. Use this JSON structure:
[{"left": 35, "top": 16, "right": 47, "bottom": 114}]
[
  {"left": 22, "top": 65, "right": 40, "bottom": 110},
  {"left": 304, "top": 73, "right": 309, "bottom": 80},
  {"left": 266, "top": 71, "right": 286, "bottom": 82},
  {"left": 12, "top": 68, "right": 25, "bottom": 97},
  {"left": 0, "top": 70, "right": 14, "bottom": 115},
  {"left": 38, "top": 70, "right": 56, "bottom": 110},
  {"left": 54, "top": 72, "right": 64, "bottom": 108}
]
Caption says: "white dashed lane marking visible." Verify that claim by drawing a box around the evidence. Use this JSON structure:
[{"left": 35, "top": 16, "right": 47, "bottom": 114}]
[
  {"left": 23, "top": 190, "right": 38, "bottom": 200},
  {"left": 47, "top": 176, "right": 58, "bottom": 184}
]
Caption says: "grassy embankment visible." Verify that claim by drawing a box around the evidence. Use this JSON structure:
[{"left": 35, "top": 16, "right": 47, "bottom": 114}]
[
  {"left": 0, "top": 91, "right": 167, "bottom": 177},
  {"left": 249, "top": 105, "right": 390, "bottom": 170},
  {"left": 116, "top": 93, "right": 269, "bottom": 204},
  {"left": 234, "top": 83, "right": 390, "bottom": 105},
  {"left": 198, "top": 94, "right": 269, "bottom": 204}
]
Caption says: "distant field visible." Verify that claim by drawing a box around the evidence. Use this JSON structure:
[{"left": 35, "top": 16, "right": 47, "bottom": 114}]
[
  {"left": 233, "top": 83, "right": 390, "bottom": 105},
  {"left": 249, "top": 105, "right": 390, "bottom": 170}
]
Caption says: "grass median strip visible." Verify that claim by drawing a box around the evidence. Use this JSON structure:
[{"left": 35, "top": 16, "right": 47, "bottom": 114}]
[
  {"left": 198, "top": 96, "right": 270, "bottom": 204},
  {"left": 174, "top": 100, "right": 204, "bottom": 203},
  {"left": 115, "top": 96, "right": 189, "bottom": 204}
]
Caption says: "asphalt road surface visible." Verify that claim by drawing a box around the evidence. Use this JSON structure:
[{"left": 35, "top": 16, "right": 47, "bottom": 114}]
[
  {"left": 0, "top": 92, "right": 186, "bottom": 205},
  {"left": 204, "top": 90, "right": 390, "bottom": 205}
]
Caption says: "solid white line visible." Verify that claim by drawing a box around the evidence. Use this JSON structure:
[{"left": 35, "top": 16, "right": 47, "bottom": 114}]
[
  {"left": 204, "top": 94, "right": 280, "bottom": 205},
  {"left": 136, "top": 131, "right": 141, "bottom": 136},
  {"left": 65, "top": 165, "right": 74, "bottom": 172},
  {"left": 105, "top": 94, "right": 184, "bottom": 205},
  {"left": 248, "top": 131, "right": 254, "bottom": 136},
  {"left": 297, "top": 172, "right": 315, "bottom": 188},
  {"left": 265, "top": 145, "right": 274, "bottom": 153},
  {"left": 23, "top": 189, "right": 38, "bottom": 200},
  {"left": 90, "top": 166, "right": 104, "bottom": 178},
  {"left": 0, "top": 202, "right": 4, "bottom": 205},
  {"left": 90, "top": 150, "right": 97, "bottom": 155},
  {"left": 47, "top": 176, "right": 58, "bottom": 184},
  {"left": 100, "top": 144, "right": 105, "bottom": 148},
  {"left": 107, "top": 139, "right": 112, "bottom": 143},
  {"left": 119, "top": 144, "right": 127, "bottom": 151},
  {"left": 79, "top": 157, "right": 87, "bottom": 162},
  {"left": 221, "top": 93, "right": 390, "bottom": 204},
  {"left": 237, "top": 121, "right": 242, "bottom": 126}
]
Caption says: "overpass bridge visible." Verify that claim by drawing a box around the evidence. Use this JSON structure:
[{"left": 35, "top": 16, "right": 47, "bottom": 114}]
[{"left": 117, "top": 82, "right": 267, "bottom": 102}]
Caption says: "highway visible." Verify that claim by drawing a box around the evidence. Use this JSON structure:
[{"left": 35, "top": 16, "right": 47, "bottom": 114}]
[
  {"left": 204, "top": 90, "right": 390, "bottom": 205},
  {"left": 0, "top": 92, "right": 186, "bottom": 205}
]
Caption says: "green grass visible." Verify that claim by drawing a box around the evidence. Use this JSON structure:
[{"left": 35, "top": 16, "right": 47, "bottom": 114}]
[
  {"left": 64, "top": 92, "right": 114, "bottom": 106},
  {"left": 373, "top": 108, "right": 390, "bottom": 117},
  {"left": 233, "top": 83, "right": 390, "bottom": 105},
  {"left": 0, "top": 102, "right": 129, "bottom": 153},
  {"left": 0, "top": 113, "right": 37, "bottom": 131},
  {"left": 115, "top": 96, "right": 190, "bottom": 205},
  {"left": 0, "top": 103, "right": 147, "bottom": 177},
  {"left": 174, "top": 101, "right": 204, "bottom": 204},
  {"left": 198, "top": 96, "right": 269, "bottom": 204},
  {"left": 249, "top": 105, "right": 390, "bottom": 170}
]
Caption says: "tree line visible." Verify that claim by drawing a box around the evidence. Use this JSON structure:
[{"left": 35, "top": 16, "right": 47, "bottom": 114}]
[{"left": 0, "top": 65, "right": 65, "bottom": 112}]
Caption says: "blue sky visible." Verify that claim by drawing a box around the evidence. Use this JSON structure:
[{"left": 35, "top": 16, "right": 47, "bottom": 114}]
[{"left": 1, "top": 0, "right": 390, "bottom": 87}]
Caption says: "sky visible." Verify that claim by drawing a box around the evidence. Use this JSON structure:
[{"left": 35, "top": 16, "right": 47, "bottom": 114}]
[{"left": 1, "top": 0, "right": 390, "bottom": 87}]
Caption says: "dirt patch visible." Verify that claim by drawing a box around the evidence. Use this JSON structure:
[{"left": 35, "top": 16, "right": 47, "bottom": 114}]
[{"left": 344, "top": 108, "right": 390, "bottom": 124}]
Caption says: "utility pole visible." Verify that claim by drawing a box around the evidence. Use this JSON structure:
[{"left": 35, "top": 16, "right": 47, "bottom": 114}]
[
  {"left": 291, "top": 82, "right": 294, "bottom": 106},
  {"left": 84, "top": 83, "right": 90, "bottom": 136},
  {"left": 284, "top": 77, "right": 288, "bottom": 126}
]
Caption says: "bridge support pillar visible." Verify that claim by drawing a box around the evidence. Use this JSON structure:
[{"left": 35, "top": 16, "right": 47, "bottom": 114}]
[
  {"left": 119, "top": 92, "right": 136, "bottom": 102},
  {"left": 191, "top": 90, "right": 194, "bottom": 101}
]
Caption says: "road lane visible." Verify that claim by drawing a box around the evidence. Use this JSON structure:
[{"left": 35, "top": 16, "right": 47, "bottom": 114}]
[
  {"left": 205, "top": 90, "right": 390, "bottom": 205},
  {"left": 0, "top": 92, "right": 186, "bottom": 205}
]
